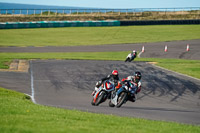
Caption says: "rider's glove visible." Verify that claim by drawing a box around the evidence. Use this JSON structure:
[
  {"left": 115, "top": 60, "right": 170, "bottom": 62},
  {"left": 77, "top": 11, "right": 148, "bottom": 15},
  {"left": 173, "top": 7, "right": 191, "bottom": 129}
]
[{"left": 107, "top": 75, "right": 111, "bottom": 79}]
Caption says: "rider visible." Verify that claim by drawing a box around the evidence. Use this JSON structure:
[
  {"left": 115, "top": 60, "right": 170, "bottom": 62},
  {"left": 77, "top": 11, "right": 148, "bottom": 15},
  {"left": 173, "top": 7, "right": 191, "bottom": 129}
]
[
  {"left": 92, "top": 70, "right": 120, "bottom": 96},
  {"left": 132, "top": 50, "right": 137, "bottom": 58},
  {"left": 125, "top": 50, "right": 137, "bottom": 62},
  {"left": 121, "top": 71, "right": 142, "bottom": 102}
]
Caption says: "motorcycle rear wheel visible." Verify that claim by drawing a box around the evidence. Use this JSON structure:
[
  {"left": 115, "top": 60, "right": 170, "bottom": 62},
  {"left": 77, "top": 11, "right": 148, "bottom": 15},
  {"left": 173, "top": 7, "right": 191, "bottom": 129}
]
[{"left": 109, "top": 100, "right": 115, "bottom": 107}]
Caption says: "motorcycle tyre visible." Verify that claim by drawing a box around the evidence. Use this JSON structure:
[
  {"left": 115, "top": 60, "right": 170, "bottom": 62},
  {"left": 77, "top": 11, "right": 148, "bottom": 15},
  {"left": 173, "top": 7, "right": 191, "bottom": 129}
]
[
  {"left": 116, "top": 92, "right": 128, "bottom": 108},
  {"left": 125, "top": 58, "right": 130, "bottom": 62},
  {"left": 95, "top": 91, "right": 106, "bottom": 106},
  {"left": 91, "top": 98, "right": 95, "bottom": 106},
  {"left": 109, "top": 100, "right": 115, "bottom": 107}
]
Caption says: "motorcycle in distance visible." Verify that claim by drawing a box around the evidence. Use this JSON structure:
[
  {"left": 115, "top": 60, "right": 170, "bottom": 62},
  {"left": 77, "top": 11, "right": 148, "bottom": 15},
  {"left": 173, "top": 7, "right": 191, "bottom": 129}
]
[
  {"left": 91, "top": 80, "right": 115, "bottom": 106},
  {"left": 109, "top": 81, "right": 137, "bottom": 108},
  {"left": 125, "top": 50, "right": 137, "bottom": 62}
]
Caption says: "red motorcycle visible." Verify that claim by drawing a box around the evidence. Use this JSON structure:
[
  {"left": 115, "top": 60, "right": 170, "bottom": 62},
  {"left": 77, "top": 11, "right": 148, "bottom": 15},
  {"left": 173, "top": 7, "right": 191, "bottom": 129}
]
[{"left": 91, "top": 80, "right": 121, "bottom": 106}]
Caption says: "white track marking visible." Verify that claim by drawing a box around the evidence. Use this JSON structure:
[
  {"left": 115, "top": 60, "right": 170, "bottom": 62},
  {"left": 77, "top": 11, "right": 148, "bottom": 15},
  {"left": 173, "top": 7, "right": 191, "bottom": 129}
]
[
  {"left": 138, "top": 51, "right": 143, "bottom": 58},
  {"left": 30, "top": 61, "right": 37, "bottom": 104}
]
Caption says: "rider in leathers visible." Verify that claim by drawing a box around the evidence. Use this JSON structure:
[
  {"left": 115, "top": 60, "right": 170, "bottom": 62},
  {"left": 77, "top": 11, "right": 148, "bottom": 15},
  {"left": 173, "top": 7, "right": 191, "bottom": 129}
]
[
  {"left": 125, "top": 50, "right": 137, "bottom": 62},
  {"left": 92, "top": 70, "right": 120, "bottom": 96},
  {"left": 120, "top": 71, "right": 142, "bottom": 102}
]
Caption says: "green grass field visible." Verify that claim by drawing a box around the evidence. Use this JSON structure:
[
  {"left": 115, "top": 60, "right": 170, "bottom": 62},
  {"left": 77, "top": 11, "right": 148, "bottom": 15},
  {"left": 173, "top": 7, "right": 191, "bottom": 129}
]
[
  {"left": 0, "top": 25, "right": 200, "bottom": 47},
  {"left": 0, "top": 87, "right": 199, "bottom": 133},
  {"left": 1, "top": 25, "right": 200, "bottom": 132}
]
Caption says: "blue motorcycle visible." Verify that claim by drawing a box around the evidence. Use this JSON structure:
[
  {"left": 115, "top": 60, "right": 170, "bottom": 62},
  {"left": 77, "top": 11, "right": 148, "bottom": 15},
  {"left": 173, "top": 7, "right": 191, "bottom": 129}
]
[{"left": 109, "top": 81, "right": 137, "bottom": 108}]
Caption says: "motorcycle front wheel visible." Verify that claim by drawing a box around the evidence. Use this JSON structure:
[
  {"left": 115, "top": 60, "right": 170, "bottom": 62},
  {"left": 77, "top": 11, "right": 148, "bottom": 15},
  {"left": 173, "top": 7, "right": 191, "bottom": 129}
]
[
  {"left": 95, "top": 91, "right": 106, "bottom": 106},
  {"left": 125, "top": 58, "right": 130, "bottom": 62},
  {"left": 116, "top": 92, "right": 128, "bottom": 108},
  {"left": 91, "top": 99, "right": 95, "bottom": 106}
]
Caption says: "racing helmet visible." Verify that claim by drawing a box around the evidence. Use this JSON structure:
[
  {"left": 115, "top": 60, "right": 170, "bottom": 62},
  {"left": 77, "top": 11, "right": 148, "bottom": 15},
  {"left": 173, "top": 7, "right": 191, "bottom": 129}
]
[
  {"left": 133, "top": 71, "right": 141, "bottom": 83},
  {"left": 112, "top": 70, "right": 119, "bottom": 79},
  {"left": 132, "top": 50, "right": 136, "bottom": 53},
  {"left": 112, "top": 70, "right": 118, "bottom": 76}
]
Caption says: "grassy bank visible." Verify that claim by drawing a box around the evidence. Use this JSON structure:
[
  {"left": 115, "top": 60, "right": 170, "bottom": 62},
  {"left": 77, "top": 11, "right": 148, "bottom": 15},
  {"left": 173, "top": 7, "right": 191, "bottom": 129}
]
[
  {"left": 0, "top": 25, "right": 200, "bottom": 47},
  {"left": 0, "top": 87, "right": 199, "bottom": 133},
  {"left": 0, "top": 10, "right": 199, "bottom": 22},
  {"left": 0, "top": 52, "right": 199, "bottom": 79}
]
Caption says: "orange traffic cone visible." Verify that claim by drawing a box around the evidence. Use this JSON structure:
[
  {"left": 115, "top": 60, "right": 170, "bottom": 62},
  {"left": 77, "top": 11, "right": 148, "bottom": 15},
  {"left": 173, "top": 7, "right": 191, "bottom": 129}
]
[
  {"left": 186, "top": 44, "right": 190, "bottom": 51},
  {"left": 164, "top": 45, "right": 168, "bottom": 52},
  {"left": 142, "top": 46, "right": 144, "bottom": 52}
]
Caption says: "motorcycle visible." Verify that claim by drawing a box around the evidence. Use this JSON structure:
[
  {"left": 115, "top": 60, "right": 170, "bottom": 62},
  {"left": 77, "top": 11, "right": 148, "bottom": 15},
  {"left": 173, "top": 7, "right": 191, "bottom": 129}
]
[
  {"left": 109, "top": 81, "right": 137, "bottom": 108},
  {"left": 91, "top": 80, "right": 115, "bottom": 106},
  {"left": 125, "top": 51, "right": 137, "bottom": 62}
]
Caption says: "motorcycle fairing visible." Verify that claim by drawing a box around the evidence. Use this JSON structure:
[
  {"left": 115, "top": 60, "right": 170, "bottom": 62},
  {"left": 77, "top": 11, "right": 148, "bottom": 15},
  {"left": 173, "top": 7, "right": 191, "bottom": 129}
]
[{"left": 105, "top": 82, "right": 113, "bottom": 90}]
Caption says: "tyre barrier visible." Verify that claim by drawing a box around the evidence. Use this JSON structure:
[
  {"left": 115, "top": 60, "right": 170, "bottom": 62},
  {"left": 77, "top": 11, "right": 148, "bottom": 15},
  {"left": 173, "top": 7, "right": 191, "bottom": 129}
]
[
  {"left": 0, "top": 19, "right": 199, "bottom": 29},
  {"left": 0, "top": 20, "right": 120, "bottom": 29},
  {"left": 120, "top": 19, "right": 200, "bottom": 26}
]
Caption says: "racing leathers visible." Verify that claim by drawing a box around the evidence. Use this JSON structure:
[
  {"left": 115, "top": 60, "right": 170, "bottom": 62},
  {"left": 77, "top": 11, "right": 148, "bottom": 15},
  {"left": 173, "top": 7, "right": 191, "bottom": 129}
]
[
  {"left": 125, "top": 51, "right": 137, "bottom": 62},
  {"left": 121, "top": 76, "right": 142, "bottom": 102},
  {"left": 101, "top": 74, "right": 119, "bottom": 87}
]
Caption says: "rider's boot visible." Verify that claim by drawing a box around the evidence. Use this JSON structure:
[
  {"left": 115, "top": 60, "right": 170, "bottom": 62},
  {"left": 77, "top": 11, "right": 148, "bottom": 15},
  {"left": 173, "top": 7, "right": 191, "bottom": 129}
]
[
  {"left": 134, "top": 94, "right": 137, "bottom": 102},
  {"left": 131, "top": 94, "right": 136, "bottom": 102}
]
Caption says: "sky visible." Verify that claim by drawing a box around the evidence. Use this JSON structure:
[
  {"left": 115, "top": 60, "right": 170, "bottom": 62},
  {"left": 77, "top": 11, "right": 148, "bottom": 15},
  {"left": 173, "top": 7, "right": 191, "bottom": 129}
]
[{"left": 0, "top": 0, "right": 200, "bottom": 8}]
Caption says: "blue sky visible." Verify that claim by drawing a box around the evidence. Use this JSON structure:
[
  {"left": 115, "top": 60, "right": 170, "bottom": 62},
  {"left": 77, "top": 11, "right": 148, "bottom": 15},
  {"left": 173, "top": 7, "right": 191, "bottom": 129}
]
[{"left": 0, "top": 0, "right": 200, "bottom": 8}]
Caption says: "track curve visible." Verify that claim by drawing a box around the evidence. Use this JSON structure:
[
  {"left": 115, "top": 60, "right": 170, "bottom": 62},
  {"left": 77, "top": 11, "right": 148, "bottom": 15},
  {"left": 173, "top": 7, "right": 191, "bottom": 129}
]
[
  {"left": 31, "top": 60, "right": 200, "bottom": 124},
  {"left": 0, "top": 60, "right": 199, "bottom": 124},
  {"left": 0, "top": 40, "right": 200, "bottom": 125}
]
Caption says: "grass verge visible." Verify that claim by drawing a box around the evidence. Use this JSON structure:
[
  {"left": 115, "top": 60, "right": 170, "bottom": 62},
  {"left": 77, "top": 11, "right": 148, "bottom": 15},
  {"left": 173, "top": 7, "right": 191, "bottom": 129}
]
[
  {"left": 0, "top": 87, "right": 199, "bottom": 133},
  {"left": 0, "top": 25, "right": 200, "bottom": 47},
  {"left": 0, "top": 52, "right": 199, "bottom": 79}
]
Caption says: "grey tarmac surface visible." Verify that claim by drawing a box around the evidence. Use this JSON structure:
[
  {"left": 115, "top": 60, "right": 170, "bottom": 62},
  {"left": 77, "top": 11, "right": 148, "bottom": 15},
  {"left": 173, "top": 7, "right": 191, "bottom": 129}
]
[
  {"left": 0, "top": 71, "right": 31, "bottom": 95},
  {"left": 0, "top": 60, "right": 200, "bottom": 125},
  {"left": 0, "top": 40, "right": 200, "bottom": 125},
  {"left": 0, "top": 39, "right": 200, "bottom": 60}
]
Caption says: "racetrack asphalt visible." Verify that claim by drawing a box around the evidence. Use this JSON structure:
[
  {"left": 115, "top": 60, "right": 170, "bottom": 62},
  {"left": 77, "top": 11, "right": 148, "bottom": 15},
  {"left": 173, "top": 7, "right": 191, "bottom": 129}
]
[
  {"left": 0, "top": 40, "right": 200, "bottom": 125},
  {"left": 0, "top": 39, "right": 200, "bottom": 60}
]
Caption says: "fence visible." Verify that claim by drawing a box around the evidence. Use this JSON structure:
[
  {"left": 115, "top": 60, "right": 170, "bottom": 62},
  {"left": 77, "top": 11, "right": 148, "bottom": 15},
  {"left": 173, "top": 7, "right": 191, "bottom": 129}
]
[
  {"left": 0, "top": 7, "right": 200, "bottom": 15},
  {"left": 0, "top": 7, "right": 199, "bottom": 21}
]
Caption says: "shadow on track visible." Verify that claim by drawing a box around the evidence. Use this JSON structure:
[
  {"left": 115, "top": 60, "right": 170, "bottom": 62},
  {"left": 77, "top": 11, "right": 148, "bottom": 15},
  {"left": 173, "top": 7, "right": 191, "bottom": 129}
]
[{"left": 142, "top": 66, "right": 200, "bottom": 102}]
